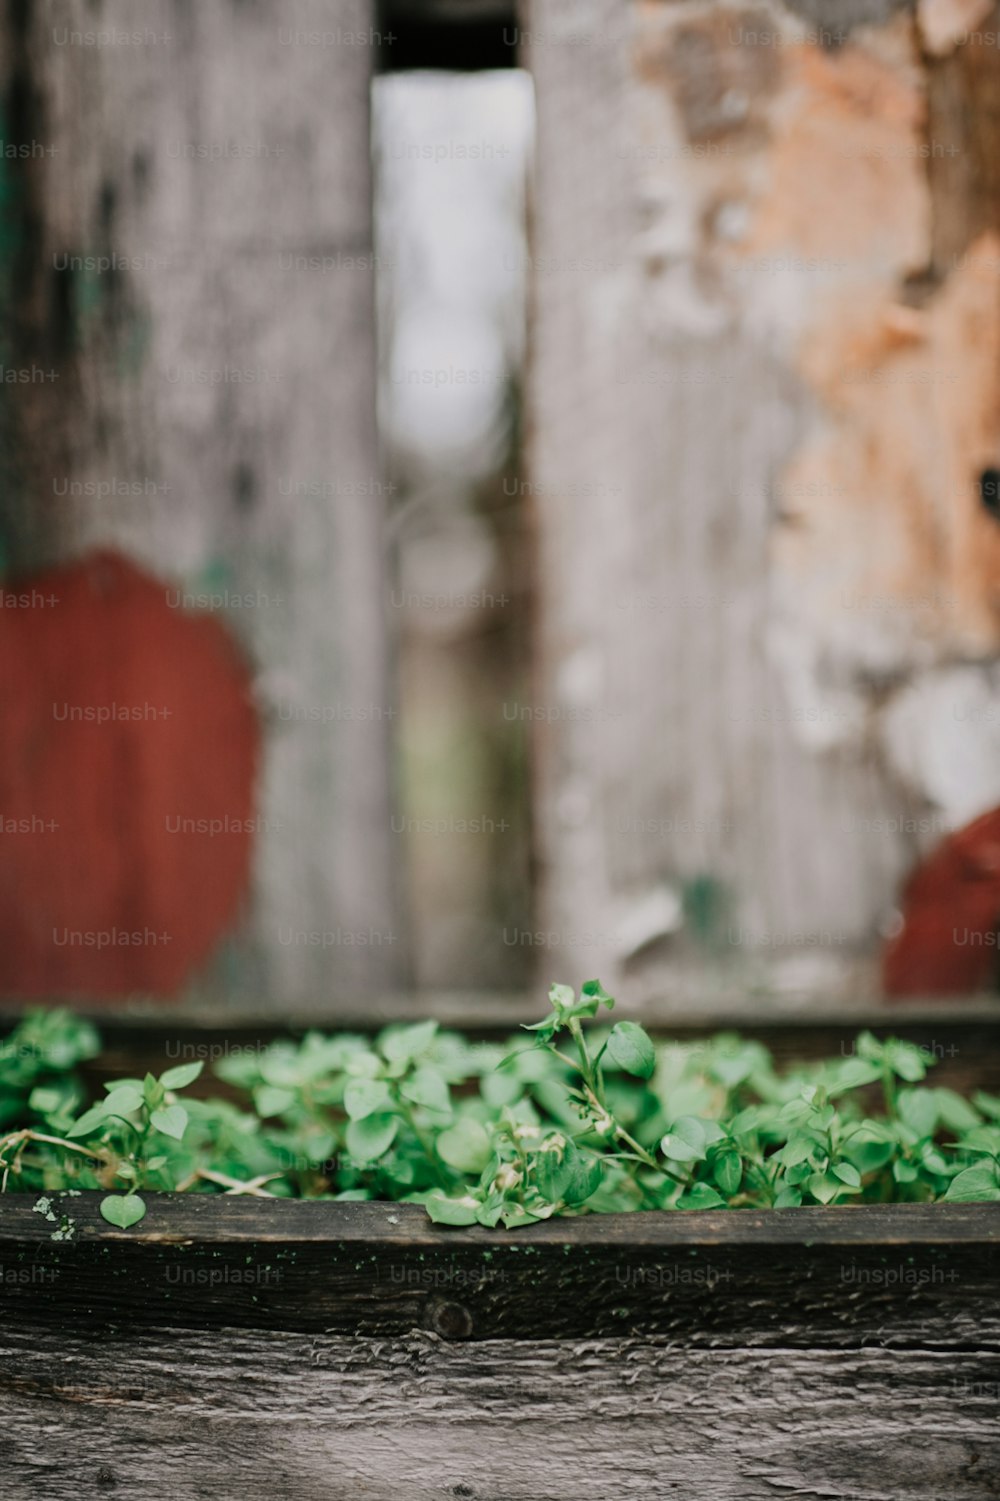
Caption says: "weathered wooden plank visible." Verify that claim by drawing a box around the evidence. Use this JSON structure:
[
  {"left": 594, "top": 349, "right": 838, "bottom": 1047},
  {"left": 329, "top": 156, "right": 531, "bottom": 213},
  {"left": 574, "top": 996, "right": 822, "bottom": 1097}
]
[
  {"left": 7, "top": 1193, "right": 999, "bottom": 1248},
  {"left": 925, "top": 1, "right": 1000, "bottom": 269},
  {"left": 524, "top": 0, "right": 1000, "bottom": 1005},
  {"left": 0, "top": 1324, "right": 997, "bottom": 1501},
  {"left": 2, "top": 989, "right": 998, "bottom": 1032},
  {"left": 3, "top": 1004, "right": 999, "bottom": 1116},
  {"left": 0, "top": 0, "right": 399, "bottom": 1006},
  {"left": 1, "top": 1197, "right": 997, "bottom": 1342},
  {"left": 95, "top": 1015, "right": 1000, "bottom": 1097}
]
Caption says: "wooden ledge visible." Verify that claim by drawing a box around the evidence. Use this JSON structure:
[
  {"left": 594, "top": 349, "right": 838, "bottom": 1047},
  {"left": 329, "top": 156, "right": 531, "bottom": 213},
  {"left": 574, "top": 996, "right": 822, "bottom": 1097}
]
[{"left": 1, "top": 1196, "right": 997, "bottom": 1342}]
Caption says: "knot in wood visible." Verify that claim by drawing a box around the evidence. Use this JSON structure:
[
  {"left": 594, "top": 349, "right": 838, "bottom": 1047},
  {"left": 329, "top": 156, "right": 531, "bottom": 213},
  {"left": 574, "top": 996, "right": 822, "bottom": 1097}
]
[{"left": 426, "top": 1297, "right": 474, "bottom": 1340}]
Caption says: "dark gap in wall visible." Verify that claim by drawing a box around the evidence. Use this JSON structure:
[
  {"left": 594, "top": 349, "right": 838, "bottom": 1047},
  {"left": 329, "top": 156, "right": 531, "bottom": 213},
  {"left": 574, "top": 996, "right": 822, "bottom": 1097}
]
[
  {"left": 376, "top": 1, "right": 517, "bottom": 73},
  {"left": 979, "top": 468, "right": 1000, "bottom": 520}
]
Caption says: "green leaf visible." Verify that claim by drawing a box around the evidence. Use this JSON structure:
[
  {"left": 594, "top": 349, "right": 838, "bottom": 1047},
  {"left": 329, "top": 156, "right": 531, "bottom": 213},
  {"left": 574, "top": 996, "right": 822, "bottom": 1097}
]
[
  {"left": 661, "top": 1116, "right": 708, "bottom": 1163},
  {"left": 605, "top": 1021, "right": 656, "bottom": 1080},
  {"left": 845, "top": 1137, "right": 895, "bottom": 1174},
  {"left": 807, "top": 1172, "right": 846, "bottom": 1205},
  {"left": 160, "top": 1061, "right": 204, "bottom": 1090},
  {"left": 776, "top": 1135, "right": 817, "bottom": 1168},
  {"left": 855, "top": 1031, "right": 884, "bottom": 1063},
  {"left": 500, "top": 1202, "right": 547, "bottom": 1228},
  {"left": 346, "top": 1113, "right": 399, "bottom": 1163},
  {"left": 943, "top": 1163, "right": 1000, "bottom": 1203},
  {"left": 401, "top": 1068, "right": 451, "bottom": 1116},
  {"left": 920, "top": 1146, "right": 949, "bottom": 1175},
  {"left": 424, "top": 1192, "right": 480, "bottom": 1226},
  {"left": 475, "top": 1193, "right": 506, "bottom": 1227},
  {"left": 677, "top": 1183, "right": 725, "bottom": 1210},
  {"left": 66, "top": 1105, "right": 111, "bottom": 1139},
  {"left": 380, "top": 1020, "right": 438, "bottom": 1066},
  {"left": 708, "top": 1045, "right": 758, "bottom": 1090},
  {"left": 934, "top": 1088, "right": 981, "bottom": 1134},
  {"left": 521, "top": 1017, "right": 559, "bottom": 1044},
  {"left": 150, "top": 1104, "right": 188, "bottom": 1141},
  {"left": 343, "top": 1078, "right": 393, "bottom": 1121},
  {"left": 28, "top": 1086, "right": 65, "bottom": 1115},
  {"left": 972, "top": 1090, "right": 1000, "bottom": 1121},
  {"left": 534, "top": 1138, "right": 602, "bottom": 1206},
  {"left": 253, "top": 1084, "right": 297, "bottom": 1119},
  {"left": 99, "top": 1194, "right": 146, "bottom": 1229},
  {"left": 343, "top": 1050, "right": 383, "bottom": 1079},
  {"left": 714, "top": 1151, "right": 743, "bottom": 1196},
  {"left": 773, "top": 1187, "right": 803, "bottom": 1208},
  {"left": 898, "top": 1088, "right": 939, "bottom": 1139},
  {"left": 259, "top": 1051, "right": 309, "bottom": 1088},
  {"left": 828, "top": 1057, "right": 882, "bottom": 1092},
  {"left": 956, "top": 1126, "right": 1000, "bottom": 1155},
  {"left": 785, "top": 1161, "right": 815, "bottom": 1186},
  {"left": 831, "top": 1162, "right": 861, "bottom": 1188},
  {"left": 103, "top": 1085, "right": 144, "bottom": 1119},
  {"left": 580, "top": 979, "right": 615, "bottom": 1014},
  {"left": 885, "top": 1041, "right": 926, "bottom": 1083},
  {"left": 436, "top": 1118, "right": 492, "bottom": 1174},
  {"left": 143, "top": 1073, "right": 166, "bottom": 1110},
  {"left": 893, "top": 1159, "right": 918, "bottom": 1183},
  {"left": 481, "top": 1069, "right": 523, "bottom": 1108}
]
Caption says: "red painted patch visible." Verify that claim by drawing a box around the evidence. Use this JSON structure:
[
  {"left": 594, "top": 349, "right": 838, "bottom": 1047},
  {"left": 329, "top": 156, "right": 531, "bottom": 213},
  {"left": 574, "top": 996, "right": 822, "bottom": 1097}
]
[
  {"left": 882, "top": 807, "right": 1000, "bottom": 997},
  {"left": 0, "top": 550, "right": 258, "bottom": 999}
]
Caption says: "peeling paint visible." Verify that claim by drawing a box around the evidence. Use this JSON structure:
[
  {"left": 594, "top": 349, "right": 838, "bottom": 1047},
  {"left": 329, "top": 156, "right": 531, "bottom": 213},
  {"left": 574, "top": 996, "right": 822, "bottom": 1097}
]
[{"left": 775, "top": 234, "right": 1000, "bottom": 705}]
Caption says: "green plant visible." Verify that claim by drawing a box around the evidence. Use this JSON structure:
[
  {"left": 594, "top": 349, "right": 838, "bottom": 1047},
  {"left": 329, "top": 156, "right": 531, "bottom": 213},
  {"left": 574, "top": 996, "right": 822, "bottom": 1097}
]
[{"left": 1, "top": 986, "right": 998, "bottom": 1229}]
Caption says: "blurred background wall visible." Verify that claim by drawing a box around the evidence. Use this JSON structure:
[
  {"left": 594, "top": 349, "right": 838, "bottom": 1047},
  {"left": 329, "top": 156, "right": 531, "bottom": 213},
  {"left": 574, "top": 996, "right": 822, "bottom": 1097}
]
[
  {"left": 0, "top": 0, "right": 398, "bottom": 1008},
  {"left": 0, "top": 0, "right": 999, "bottom": 1018},
  {"left": 526, "top": 0, "right": 1000, "bottom": 1009}
]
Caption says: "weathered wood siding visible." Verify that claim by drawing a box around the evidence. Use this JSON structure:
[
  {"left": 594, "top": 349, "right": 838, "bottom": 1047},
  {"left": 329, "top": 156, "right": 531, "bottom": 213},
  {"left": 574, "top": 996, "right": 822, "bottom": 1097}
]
[
  {"left": 0, "top": 0, "right": 400, "bottom": 1005},
  {"left": 525, "top": 0, "right": 1000, "bottom": 1005},
  {"left": 1, "top": 1197, "right": 998, "bottom": 1498}
]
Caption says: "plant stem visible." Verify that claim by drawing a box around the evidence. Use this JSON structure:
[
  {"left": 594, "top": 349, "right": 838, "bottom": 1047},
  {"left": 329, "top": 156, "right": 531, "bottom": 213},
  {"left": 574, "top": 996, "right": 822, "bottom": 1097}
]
[{"left": 187, "top": 1168, "right": 280, "bottom": 1197}]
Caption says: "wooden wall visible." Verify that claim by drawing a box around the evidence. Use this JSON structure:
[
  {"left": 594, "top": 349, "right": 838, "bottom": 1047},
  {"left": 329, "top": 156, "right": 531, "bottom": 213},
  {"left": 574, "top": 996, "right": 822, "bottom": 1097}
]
[
  {"left": 0, "top": 0, "right": 401, "bottom": 1007},
  {"left": 525, "top": 0, "right": 1000, "bottom": 1008},
  {"left": 3, "top": 0, "right": 1000, "bottom": 1016}
]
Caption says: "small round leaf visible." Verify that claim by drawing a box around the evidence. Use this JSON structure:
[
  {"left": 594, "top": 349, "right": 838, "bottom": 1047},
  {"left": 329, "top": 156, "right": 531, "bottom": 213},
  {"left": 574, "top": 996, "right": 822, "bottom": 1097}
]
[{"left": 100, "top": 1194, "right": 147, "bottom": 1229}]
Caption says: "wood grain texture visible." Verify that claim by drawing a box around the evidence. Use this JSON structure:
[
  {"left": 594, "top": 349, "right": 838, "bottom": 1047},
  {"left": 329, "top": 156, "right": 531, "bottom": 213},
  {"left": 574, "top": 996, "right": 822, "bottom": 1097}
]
[
  {"left": 2, "top": 990, "right": 996, "bottom": 1035},
  {"left": 0, "top": 0, "right": 399, "bottom": 1007},
  {"left": 524, "top": 0, "right": 909, "bottom": 1005},
  {"left": 925, "top": 0, "right": 1000, "bottom": 271},
  {"left": 1, "top": 1199, "right": 997, "bottom": 1497},
  {"left": 1, "top": 1196, "right": 998, "bottom": 1341},
  {"left": 0, "top": 1325, "right": 998, "bottom": 1500},
  {"left": 524, "top": 0, "right": 1000, "bottom": 1007}
]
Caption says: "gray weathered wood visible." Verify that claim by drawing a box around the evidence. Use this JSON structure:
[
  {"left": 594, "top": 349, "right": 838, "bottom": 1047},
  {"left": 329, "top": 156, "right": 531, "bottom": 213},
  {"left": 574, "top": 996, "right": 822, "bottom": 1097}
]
[
  {"left": 1, "top": 1195, "right": 998, "bottom": 1341},
  {"left": 1, "top": 1325, "right": 998, "bottom": 1500},
  {"left": 1, "top": 1197, "right": 997, "bottom": 1497},
  {"left": 0, "top": 0, "right": 399, "bottom": 1006},
  {"left": 524, "top": 0, "right": 1000, "bottom": 1006},
  {"left": 2, "top": 986, "right": 995, "bottom": 1031}
]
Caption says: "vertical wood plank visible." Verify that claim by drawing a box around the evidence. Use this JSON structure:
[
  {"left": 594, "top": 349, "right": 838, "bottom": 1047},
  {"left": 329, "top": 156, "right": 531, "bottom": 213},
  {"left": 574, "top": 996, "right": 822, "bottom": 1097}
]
[
  {"left": 525, "top": 0, "right": 1000, "bottom": 1007},
  {"left": 0, "top": 0, "right": 400, "bottom": 1006}
]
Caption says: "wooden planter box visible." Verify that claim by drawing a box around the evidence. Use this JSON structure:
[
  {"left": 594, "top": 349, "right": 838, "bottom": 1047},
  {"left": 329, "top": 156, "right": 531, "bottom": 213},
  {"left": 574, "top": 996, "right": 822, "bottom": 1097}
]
[{"left": 1, "top": 1195, "right": 998, "bottom": 1499}]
